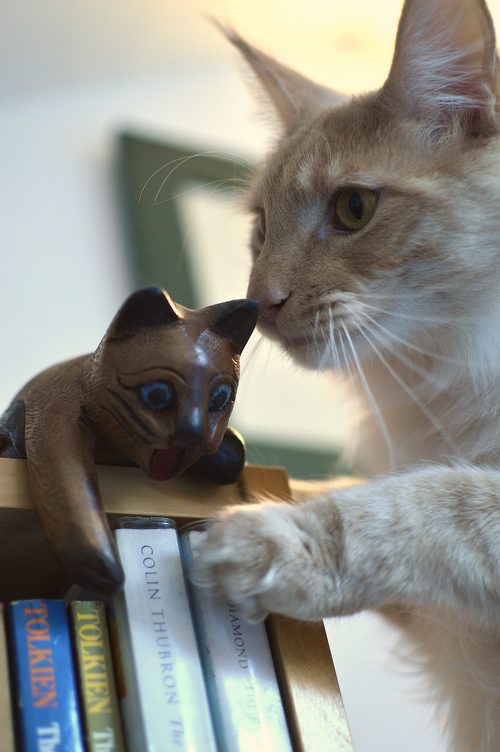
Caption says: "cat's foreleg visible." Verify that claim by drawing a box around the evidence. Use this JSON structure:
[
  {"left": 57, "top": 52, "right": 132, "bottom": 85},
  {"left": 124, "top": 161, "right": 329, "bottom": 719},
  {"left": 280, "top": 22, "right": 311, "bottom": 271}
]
[{"left": 191, "top": 464, "right": 500, "bottom": 623}]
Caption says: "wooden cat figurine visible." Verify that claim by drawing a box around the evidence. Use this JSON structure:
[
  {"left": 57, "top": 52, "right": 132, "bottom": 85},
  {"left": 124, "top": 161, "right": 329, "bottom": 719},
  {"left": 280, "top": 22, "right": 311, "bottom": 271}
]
[{"left": 0, "top": 286, "right": 257, "bottom": 595}]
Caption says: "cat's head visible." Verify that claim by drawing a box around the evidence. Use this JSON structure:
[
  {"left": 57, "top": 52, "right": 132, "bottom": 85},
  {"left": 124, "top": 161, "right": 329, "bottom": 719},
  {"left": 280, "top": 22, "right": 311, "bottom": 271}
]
[
  {"left": 87, "top": 287, "right": 257, "bottom": 480},
  {"left": 226, "top": 0, "right": 500, "bottom": 371}
]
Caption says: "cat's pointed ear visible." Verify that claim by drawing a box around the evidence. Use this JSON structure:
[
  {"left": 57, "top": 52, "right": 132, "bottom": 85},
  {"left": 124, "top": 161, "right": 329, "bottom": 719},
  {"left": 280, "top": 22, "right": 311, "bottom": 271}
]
[
  {"left": 217, "top": 24, "right": 345, "bottom": 129},
  {"left": 210, "top": 298, "right": 258, "bottom": 354},
  {"left": 385, "top": 0, "right": 500, "bottom": 134},
  {"left": 107, "top": 287, "right": 181, "bottom": 336}
]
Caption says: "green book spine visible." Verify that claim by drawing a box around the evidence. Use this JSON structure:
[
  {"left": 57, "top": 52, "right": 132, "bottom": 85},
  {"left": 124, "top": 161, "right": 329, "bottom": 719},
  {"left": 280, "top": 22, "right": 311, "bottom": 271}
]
[{"left": 70, "top": 601, "right": 126, "bottom": 752}]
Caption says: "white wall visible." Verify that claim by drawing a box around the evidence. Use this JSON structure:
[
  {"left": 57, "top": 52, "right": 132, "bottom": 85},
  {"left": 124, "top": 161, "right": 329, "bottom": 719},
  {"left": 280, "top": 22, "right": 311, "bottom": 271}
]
[{"left": 0, "top": 1, "right": 454, "bottom": 750}]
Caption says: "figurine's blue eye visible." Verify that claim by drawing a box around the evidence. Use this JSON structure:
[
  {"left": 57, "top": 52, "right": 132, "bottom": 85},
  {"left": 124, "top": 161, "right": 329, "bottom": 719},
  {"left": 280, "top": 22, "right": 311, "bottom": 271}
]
[
  {"left": 209, "top": 384, "right": 232, "bottom": 412},
  {"left": 140, "top": 381, "right": 173, "bottom": 410}
]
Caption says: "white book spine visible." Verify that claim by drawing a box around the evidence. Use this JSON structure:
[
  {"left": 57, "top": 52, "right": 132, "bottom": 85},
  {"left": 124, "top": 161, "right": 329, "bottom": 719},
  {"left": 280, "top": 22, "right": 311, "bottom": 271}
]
[
  {"left": 180, "top": 521, "right": 293, "bottom": 752},
  {"left": 112, "top": 517, "right": 217, "bottom": 752}
]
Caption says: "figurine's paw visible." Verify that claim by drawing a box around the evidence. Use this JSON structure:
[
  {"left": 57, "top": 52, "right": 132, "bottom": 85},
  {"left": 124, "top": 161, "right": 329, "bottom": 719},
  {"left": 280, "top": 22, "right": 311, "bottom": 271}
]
[{"left": 190, "top": 501, "right": 343, "bottom": 622}]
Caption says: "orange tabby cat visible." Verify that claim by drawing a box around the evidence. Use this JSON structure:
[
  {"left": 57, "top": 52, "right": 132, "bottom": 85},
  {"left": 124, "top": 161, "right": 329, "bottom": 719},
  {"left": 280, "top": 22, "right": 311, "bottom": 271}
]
[{"left": 193, "top": 0, "right": 500, "bottom": 749}]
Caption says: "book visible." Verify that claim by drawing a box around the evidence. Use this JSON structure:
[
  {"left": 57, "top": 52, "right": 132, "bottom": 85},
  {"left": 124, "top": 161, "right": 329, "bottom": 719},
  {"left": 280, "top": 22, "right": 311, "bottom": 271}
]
[
  {"left": 110, "top": 516, "right": 217, "bottom": 752},
  {"left": 70, "top": 601, "right": 125, "bottom": 752},
  {"left": 180, "top": 520, "right": 293, "bottom": 752},
  {"left": 0, "top": 604, "right": 15, "bottom": 752},
  {"left": 6, "top": 599, "right": 84, "bottom": 752}
]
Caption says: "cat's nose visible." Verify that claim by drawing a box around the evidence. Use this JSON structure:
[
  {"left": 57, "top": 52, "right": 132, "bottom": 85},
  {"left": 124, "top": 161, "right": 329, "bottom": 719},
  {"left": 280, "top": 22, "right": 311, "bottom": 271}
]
[{"left": 258, "top": 293, "right": 288, "bottom": 324}]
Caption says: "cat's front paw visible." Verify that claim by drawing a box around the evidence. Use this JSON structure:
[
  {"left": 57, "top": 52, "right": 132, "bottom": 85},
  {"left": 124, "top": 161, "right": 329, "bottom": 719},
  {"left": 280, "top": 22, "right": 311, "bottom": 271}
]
[{"left": 190, "top": 501, "right": 342, "bottom": 622}]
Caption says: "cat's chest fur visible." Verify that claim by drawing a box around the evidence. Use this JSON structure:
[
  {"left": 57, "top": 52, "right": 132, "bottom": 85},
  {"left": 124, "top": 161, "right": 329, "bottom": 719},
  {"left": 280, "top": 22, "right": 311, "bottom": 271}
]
[{"left": 354, "top": 352, "right": 500, "bottom": 473}]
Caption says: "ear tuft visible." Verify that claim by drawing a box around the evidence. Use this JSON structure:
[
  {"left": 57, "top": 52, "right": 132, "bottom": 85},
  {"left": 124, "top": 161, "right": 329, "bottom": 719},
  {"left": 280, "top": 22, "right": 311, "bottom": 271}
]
[
  {"left": 109, "top": 287, "right": 181, "bottom": 335},
  {"left": 213, "top": 21, "right": 346, "bottom": 130}
]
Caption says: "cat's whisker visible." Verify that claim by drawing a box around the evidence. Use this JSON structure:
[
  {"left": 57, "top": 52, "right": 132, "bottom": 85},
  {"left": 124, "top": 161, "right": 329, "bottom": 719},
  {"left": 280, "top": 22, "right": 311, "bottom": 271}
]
[
  {"left": 350, "top": 309, "right": 449, "bottom": 370},
  {"left": 313, "top": 316, "right": 361, "bottom": 467},
  {"left": 341, "top": 320, "right": 397, "bottom": 468},
  {"left": 358, "top": 292, "right": 486, "bottom": 327},
  {"left": 152, "top": 162, "right": 249, "bottom": 202},
  {"left": 151, "top": 178, "right": 243, "bottom": 206},
  {"left": 358, "top": 301, "right": 456, "bottom": 325},
  {"left": 171, "top": 179, "right": 251, "bottom": 269},
  {"left": 352, "top": 316, "right": 460, "bottom": 453},
  {"left": 328, "top": 310, "right": 360, "bottom": 468},
  {"left": 139, "top": 154, "right": 203, "bottom": 201},
  {"left": 311, "top": 321, "right": 325, "bottom": 366},
  {"left": 355, "top": 295, "right": 464, "bottom": 326},
  {"left": 201, "top": 185, "right": 255, "bottom": 242},
  {"left": 321, "top": 313, "right": 342, "bottom": 369},
  {"left": 239, "top": 334, "right": 274, "bottom": 399},
  {"left": 318, "top": 308, "right": 339, "bottom": 371},
  {"left": 361, "top": 289, "right": 442, "bottom": 302},
  {"left": 194, "top": 182, "right": 245, "bottom": 212},
  {"left": 316, "top": 313, "right": 334, "bottom": 370},
  {"left": 361, "top": 283, "right": 466, "bottom": 301},
  {"left": 138, "top": 150, "right": 254, "bottom": 203},
  {"left": 366, "top": 331, "right": 463, "bottom": 396},
  {"left": 355, "top": 318, "right": 444, "bottom": 388},
  {"left": 313, "top": 309, "right": 321, "bottom": 332},
  {"left": 242, "top": 332, "right": 266, "bottom": 372},
  {"left": 353, "top": 302, "right": 465, "bottom": 365},
  {"left": 313, "top": 310, "right": 333, "bottom": 366},
  {"left": 313, "top": 310, "right": 360, "bottom": 453}
]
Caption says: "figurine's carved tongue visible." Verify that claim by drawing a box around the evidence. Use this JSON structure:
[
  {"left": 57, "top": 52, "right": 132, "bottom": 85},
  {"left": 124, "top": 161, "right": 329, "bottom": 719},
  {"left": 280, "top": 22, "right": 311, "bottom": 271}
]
[{"left": 151, "top": 447, "right": 180, "bottom": 480}]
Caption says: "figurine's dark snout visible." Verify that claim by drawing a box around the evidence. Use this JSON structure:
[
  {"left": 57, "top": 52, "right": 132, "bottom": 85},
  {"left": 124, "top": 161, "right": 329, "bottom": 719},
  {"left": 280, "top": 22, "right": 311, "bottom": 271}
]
[{"left": 175, "top": 408, "right": 206, "bottom": 448}]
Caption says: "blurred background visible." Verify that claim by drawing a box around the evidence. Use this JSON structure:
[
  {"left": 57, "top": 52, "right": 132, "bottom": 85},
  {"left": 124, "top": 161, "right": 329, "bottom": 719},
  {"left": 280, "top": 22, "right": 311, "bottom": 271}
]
[{"left": 4, "top": 0, "right": 493, "bottom": 748}]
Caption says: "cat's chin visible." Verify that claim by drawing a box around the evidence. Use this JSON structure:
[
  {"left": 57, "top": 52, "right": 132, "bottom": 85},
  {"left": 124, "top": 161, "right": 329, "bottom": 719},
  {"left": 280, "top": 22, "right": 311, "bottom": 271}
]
[
  {"left": 258, "top": 320, "right": 333, "bottom": 371},
  {"left": 273, "top": 323, "right": 370, "bottom": 372},
  {"left": 265, "top": 331, "right": 324, "bottom": 371},
  {"left": 282, "top": 340, "right": 325, "bottom": 371},
  {"left": 258, "top": 321, "right": 316, "bottom": 367}
]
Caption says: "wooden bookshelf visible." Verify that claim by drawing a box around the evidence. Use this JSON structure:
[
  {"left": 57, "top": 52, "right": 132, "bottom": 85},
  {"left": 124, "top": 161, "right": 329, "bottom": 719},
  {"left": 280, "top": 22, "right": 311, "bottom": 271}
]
[{"left": 0, "top": 457, "right": 354, "bottom": 752}]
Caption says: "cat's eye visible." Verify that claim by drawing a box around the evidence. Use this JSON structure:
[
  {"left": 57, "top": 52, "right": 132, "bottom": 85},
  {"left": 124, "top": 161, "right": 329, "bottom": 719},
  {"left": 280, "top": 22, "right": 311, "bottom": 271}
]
[
  {"left": 140, "top": 381, "right": 174, "bottom": 410},
  {"left": 333, "top": 187, "right": 378, "bottom": 232},
  {"left": 209, "top": 384, "right": 232, "bottom": 413}
]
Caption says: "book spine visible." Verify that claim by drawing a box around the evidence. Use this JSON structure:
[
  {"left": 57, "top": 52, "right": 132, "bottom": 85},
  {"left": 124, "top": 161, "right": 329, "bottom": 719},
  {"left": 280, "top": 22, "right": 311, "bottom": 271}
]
[
  {"left": 6, "top": 599, "right": 85, "bottom": 752},
  {"left": 70, "top": 601, "right": 126, "bottom": 752},
  {"left": 180, "top": 521, "right": 293, "bottom": 752},
  {"left": 0, "top": 604, "right": 15, "bottom": 752},
  {"left": 110, "top": 516, "right": 217, "bottom": 752}
]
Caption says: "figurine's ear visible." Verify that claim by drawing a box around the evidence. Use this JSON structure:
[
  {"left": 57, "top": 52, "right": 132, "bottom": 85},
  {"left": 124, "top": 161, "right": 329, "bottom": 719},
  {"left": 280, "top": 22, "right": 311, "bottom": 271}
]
[
  {"left": 108, "top": 287, "right": 181, "bottom": 335},
  {"left": 210, "top": 299, "right": 258, "bottom": 353}
]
